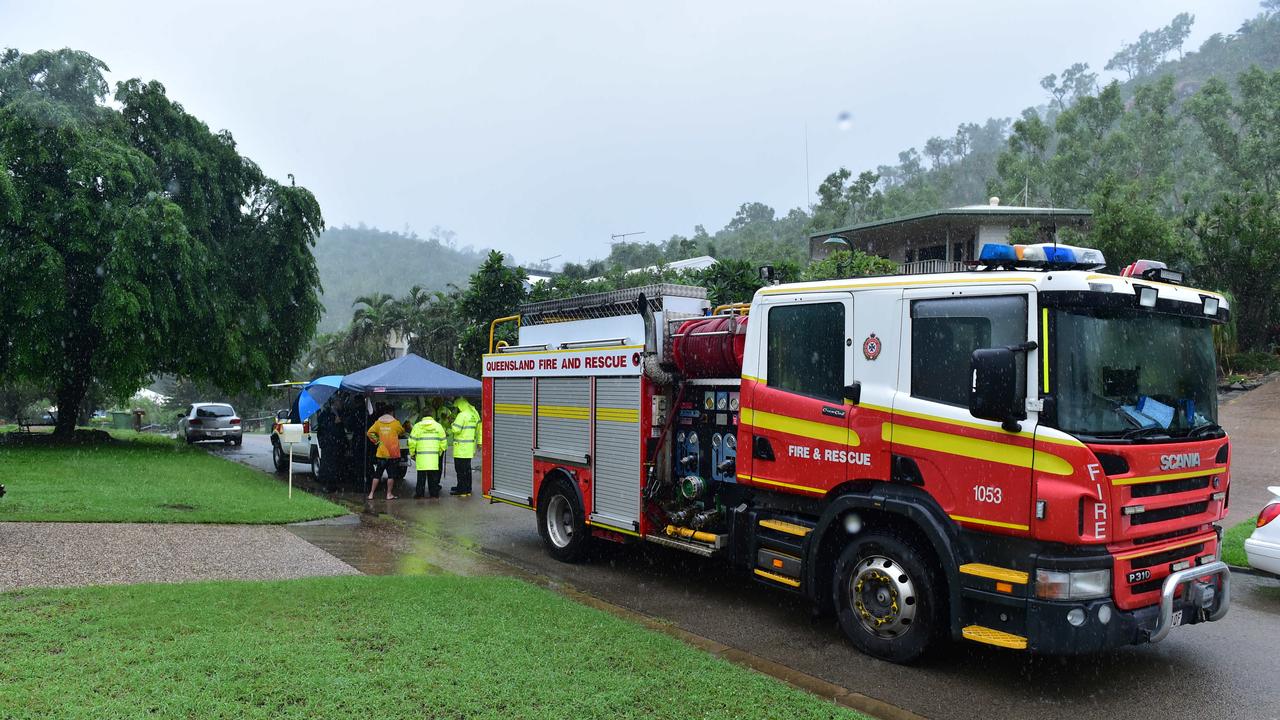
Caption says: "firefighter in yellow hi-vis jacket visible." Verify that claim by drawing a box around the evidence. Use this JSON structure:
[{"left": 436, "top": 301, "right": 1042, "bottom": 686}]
[
  {"left": 409, "top": 413, "right": 447, "bottom": 499},
  {"left": 448, "top": 397, "right": 479, "bottom": 496}
]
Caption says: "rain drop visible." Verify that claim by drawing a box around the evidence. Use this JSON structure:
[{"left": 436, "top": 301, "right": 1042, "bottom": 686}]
[{"left": 836, "top": 111, "right": 853, "bottom": 131}]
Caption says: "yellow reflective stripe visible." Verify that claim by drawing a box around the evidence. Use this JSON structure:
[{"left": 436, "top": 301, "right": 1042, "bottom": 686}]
[
  {"left": 754, "top": 568, "right": 801, "bottom": 587},
  {"left": 596, "top": 407, "right": 639, "bottom": 423},
  {"left": 1085, "top": 274, "right": 1222, "bottom": 300},
  {"left": 483, "top": 344, "right": 644, "bottom": 357},
  {"left": 761, "top": 275, "right": 1038, "bottom": 295},
  {"left": 1110, "top": 469, "right": 1219, "bottom": 486},
  {"left": 864, "top": 402, "right": 1083, "bottom": 448},
  {"left": 1114, "top": 535, "right": 1211, "bottom": 561},
  {"left": 586, "top": 519, "right": 640, "bottom": 537},
  {"left": 494, "top": 403, "right": 532, "bottom": 416},
  {"left": 537, "top": 404, "right": 590, "bottom": 420},
  {"left": 741, "top": 374, "right": 763, "bottom": 384},
  {"left": 959, "top": 563, "right": 1029, "bottom": 584},
  {"left": 885, "top": 422, "right": 1073, "bottom": 476},
  {"left": 739, "top": 408, "right": 860, "bottom": 447},
  {"left": 737, "top": 473, "right": 825, "bottom": 495},
  {"left": 484, "top": 494, "right": 533, "bottom": 511},
  {"left": 1041, "top": 307, "right": 1050, "bottom": 394},
  {"left": 962, "top": 625, "right": 1028, "bottom": 650},
  {"left": 949, "top": 514, "right": 1030, "bottom": 531}
]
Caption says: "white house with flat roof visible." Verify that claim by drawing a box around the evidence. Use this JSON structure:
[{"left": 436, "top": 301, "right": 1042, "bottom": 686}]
[{"left": 809, "top": 198, "right": 1092, "bottom": 274}]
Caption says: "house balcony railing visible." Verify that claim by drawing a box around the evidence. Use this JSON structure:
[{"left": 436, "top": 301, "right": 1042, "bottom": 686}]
[{"left": 899, "top": 259, "right": 967, "bottom": 275}]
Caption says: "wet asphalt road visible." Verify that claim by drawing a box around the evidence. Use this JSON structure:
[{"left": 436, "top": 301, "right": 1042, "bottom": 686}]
[{"left": 212, "top": 435, "right": 1280, "bottom": 720}]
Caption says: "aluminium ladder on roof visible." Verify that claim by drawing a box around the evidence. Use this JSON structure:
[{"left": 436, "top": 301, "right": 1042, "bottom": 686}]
[{"left": 519, "top": 284, "right": 707, "bottom": 326}]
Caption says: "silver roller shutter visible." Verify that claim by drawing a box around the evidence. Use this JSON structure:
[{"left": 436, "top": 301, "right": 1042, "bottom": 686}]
[
  {"left": 592, "top": 377, "right": 641, "bottom": 529},
  {"left": 535, "top": 377, "right": 590, "bottom": 460},
  {"left": 491, "top": 378, "right": 533, "bottom": 504}
]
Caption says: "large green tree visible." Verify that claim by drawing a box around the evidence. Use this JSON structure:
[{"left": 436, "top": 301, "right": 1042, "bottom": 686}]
[
  {"left": 458, "top": 251, "right": 527, "bottom": 375},
  {"left": 0, "top": 49, "right": 323, "bottom": 434},
  {"left": 1187, "top": 66, "right": 1280, "bottom": 348}
]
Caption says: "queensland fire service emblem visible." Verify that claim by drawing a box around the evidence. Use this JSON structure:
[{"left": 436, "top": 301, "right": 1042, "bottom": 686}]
[{"left": 862, "top": 333, "right": 882, "bottom": 360}]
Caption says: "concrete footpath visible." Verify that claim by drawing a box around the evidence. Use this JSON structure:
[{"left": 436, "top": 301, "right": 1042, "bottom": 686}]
[
  {"left": 1219, "top": 378, "right": 1280, "bottom": 528},
  {"left": 0, "top": 522, "right": 358, "bottom": 591}
]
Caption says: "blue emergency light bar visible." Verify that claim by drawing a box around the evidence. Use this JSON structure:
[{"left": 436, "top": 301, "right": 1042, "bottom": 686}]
[{"left": 977, "top": 242, "right": 1106, "bottom": 270}]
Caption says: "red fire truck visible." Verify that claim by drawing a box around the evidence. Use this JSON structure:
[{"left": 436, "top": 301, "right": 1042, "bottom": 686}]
[{"left": 480, "top": 244, "right": 1231, "bottom": 662}]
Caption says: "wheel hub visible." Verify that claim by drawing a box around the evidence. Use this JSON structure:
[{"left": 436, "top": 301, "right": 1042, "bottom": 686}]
[
  {"left": 850, "top": 555, "right": 917, "bottom": 638},
  {"left": 545, "top": 494, "right": 574, "bottom": 548}
]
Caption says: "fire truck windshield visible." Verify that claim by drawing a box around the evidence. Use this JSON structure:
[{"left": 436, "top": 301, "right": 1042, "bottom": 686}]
[{"left": 1049, "top": 307, "right": 1219, "bottom": 440}]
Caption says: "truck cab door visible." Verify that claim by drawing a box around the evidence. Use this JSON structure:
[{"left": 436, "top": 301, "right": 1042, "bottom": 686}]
[
  {"left": 891, "top": 287, "right": 1038, "bottom": 535},
  {"left": 740, "top": 292, "right": 855, "bottom": 497}
]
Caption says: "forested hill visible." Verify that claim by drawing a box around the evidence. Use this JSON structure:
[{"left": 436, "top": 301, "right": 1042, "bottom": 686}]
[
  {"left": 313, "top": 225, "right": 486, "bottom": 332},
  {"left": 568, "top": 6, "right": 1280, "bottom": 278}
]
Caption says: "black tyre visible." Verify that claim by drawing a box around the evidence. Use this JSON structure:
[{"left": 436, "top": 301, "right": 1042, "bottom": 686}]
[
  {"left": 183, "top": 429, "right": 194, "bottom": 445},
  {"left": 271, "top": 440, "right": 289, "bottom": 473},
  {"left": 832, "top": 531, "right": 944, "bottom": 664},
  {"left": 310, "top": 447, "right": 322, "bottom": 478},
  {"left": 224, "top": 438, "right": 234, "bottom": 446},
  {"left": 536, "top": 477, "right": 590, "bottom": 563},
  {"left": 232, "top": 437, "right": 242, "bottom": 447}
]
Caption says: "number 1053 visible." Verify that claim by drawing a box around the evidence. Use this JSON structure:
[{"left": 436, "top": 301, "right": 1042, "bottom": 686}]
[{"left": 973, "top": 485, "right": 1003, "bottom": 504}]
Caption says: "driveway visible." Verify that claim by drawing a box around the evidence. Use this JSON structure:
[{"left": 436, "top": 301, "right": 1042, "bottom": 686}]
[
  {"left": 0, "top": 522, "right": 358, "bottom": 591},
  {"left": 1220, "top": 379, "right": 1280, "bottom": 528}
]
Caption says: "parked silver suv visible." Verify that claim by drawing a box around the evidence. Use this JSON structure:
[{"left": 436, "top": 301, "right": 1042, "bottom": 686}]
[{"left": 178, "top": 403, "right": 243, "bottom": 445}]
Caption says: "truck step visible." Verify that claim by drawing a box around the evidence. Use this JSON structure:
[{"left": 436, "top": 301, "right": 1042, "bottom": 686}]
[
  {"left": 758, "top": 518, "right": 812, "bottom": 537},
  {"left": 961, "top": 625, "right": 1028, "bottom": 650},
  {"left": 754, "top": 515, "right": 816, "bottom": 557},
  {"left": 645, "top": 533, "right": 719, "bottom": 558},
  {"left": 753, "top": 567, "right": 801, "bottom": 589}
]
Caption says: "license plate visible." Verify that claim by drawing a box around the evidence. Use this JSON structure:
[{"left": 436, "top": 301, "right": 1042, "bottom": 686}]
[
  {"left": 1127, "top": 569, "right": 1151, "bottom": 584},
  {"left": 1171, "top": 609, "right": 1183, "bottom": 627},
  {"left": 209, "top": 431, "right": 223, "bottom": 436}
]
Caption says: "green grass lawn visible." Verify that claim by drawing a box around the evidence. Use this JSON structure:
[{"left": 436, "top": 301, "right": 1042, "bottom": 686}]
[
  {"left": 0, "top": 431, "right": 345, "bottom": 524},
  {"left": 0, "top": 575, "right": 859, "bottom": 720},
  {"left": 1221, "top": 516, "right": 1258, "bottom": 568}
]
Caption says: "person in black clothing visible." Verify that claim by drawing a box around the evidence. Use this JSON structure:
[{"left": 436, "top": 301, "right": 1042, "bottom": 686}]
[
  {"left": 315, "top": 402, "right": 345, "bottom": 493},
  {"left": 339, "top": 394, "right": 367, "bottom": 489}
]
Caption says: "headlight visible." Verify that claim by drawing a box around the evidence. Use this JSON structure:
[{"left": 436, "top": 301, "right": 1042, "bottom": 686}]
[{"left": 1035, "top": 569, "right": 1111, "bottom": 600}]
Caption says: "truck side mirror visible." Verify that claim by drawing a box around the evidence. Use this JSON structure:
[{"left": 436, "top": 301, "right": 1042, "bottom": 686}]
[{"left": 969, "top": 347, "right": 1025, "bottom": 430}]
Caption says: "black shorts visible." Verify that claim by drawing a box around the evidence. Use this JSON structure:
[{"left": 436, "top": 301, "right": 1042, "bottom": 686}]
[{"left": 373, "top": 457, "right": 401, "bottom": 478}]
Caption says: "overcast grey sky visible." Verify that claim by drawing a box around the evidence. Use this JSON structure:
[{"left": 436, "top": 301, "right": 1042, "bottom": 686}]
[{"left": 3, "top": 0, "right": 1261, "bottom": 264}]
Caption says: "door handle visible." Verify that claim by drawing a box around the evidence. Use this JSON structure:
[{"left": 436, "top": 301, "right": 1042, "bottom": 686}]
[{"left": 753, "top": 435, "right": 775, "bottom": 461}]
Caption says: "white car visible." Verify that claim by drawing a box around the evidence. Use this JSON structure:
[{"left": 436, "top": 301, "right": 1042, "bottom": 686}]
[
  {"left": 178, "top": 403, "right": 243, "bottom": 445},
  {"left": 1244, "top": 486, "right": 1280, "bottom": 578}
]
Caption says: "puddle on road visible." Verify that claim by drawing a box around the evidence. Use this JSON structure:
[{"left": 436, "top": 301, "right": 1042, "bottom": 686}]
[{"left": 288, "top": 503, "right": 504, "bottom": 579}]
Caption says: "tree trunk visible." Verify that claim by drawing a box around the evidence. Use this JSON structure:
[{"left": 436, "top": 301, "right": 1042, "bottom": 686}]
[{"left": 53, "top": 350, "right": 93, "bottom": 437}]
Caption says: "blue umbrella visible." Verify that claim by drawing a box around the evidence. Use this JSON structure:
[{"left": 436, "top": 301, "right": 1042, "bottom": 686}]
[{"left": 297, "top": 375, "right": 345, "bottom": 421}]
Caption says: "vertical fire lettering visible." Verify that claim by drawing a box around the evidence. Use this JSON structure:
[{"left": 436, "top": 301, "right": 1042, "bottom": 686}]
[{"left": 1086, "top": 463, "right": 1107, "bottom": 540}]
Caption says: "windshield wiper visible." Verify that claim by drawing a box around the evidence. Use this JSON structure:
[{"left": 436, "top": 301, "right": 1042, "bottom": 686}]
[
  {"left": 1120, "top": 425, "right": 1172, "bottom": 440},
  {"left": 1186, "top": 422, "right": 1224, "bottom": 439}
]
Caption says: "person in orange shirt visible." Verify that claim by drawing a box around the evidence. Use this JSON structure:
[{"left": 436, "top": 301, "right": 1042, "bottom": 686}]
[{"left": 366, "top": 404, "right": 406, "bottom": 501}]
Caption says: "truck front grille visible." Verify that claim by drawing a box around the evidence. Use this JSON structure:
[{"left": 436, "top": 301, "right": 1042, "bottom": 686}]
[
  {"left": 1129, "top": 542, "right": 1205, "bottom": 569},
  {"left": 1129, "top": 501, "right": 1209, "bottom": 526},
  {"left": 1130, "top": 475, "right": 1211, "bottom": 498},
  {"left": 1113, "top": 533, "right": 1217, "bottom": 611}
]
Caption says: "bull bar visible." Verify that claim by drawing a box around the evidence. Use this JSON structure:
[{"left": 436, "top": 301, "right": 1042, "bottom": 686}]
[{"left": 1147, "top": 560, "right": 1230, "bottom": 643}]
